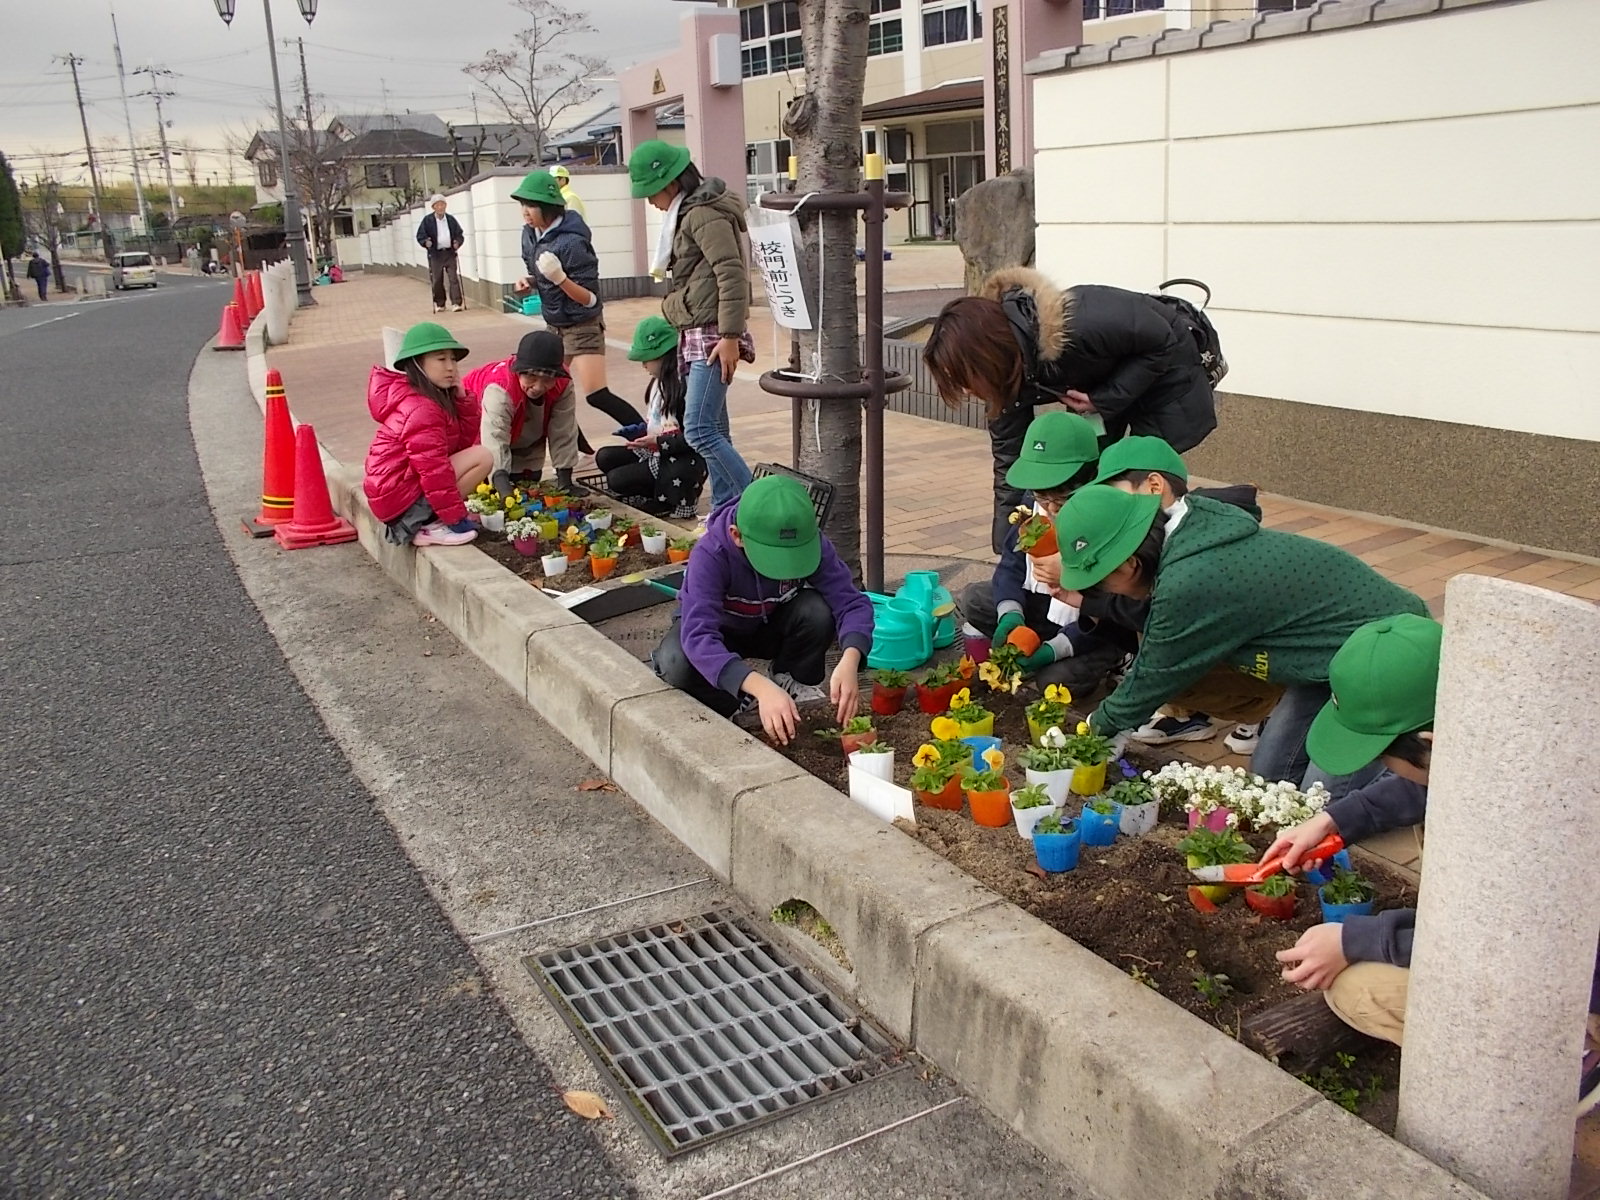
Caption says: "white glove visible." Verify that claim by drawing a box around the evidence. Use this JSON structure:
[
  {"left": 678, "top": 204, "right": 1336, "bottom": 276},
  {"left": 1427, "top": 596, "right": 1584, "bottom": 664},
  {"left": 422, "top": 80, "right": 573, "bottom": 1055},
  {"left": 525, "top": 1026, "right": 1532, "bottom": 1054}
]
[{"left": 535, "top": 252, "right": 566, "bottom": 285}]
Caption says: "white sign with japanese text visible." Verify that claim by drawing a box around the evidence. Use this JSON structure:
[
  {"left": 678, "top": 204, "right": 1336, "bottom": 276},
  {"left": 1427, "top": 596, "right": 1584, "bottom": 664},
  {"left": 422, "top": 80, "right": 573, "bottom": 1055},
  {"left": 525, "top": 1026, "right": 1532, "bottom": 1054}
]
[{"left": 749, "top": 217, "right": 813, "bottom": 331}]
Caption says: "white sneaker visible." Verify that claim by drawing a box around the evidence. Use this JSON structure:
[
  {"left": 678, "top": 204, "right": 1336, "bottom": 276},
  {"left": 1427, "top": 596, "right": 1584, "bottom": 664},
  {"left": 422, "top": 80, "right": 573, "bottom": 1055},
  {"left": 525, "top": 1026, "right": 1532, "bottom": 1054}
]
[
  {"left": 1130, "top": 714, "right": 1213, "bottom": 745},
  {"left": 450, "top": 303, "right": 464, "bottom": 312},
  {"left": 432, "top": 304, "right": 443, "bottom": 313},
  {"left": 413, "top": 521, "right": 476, "bottom": 546},
  {"left": 1225, "top": 723, "right": 1262, "bottom": 755},
  {"left": 772, "top": 671, "right": 827, "bottom": 706}
]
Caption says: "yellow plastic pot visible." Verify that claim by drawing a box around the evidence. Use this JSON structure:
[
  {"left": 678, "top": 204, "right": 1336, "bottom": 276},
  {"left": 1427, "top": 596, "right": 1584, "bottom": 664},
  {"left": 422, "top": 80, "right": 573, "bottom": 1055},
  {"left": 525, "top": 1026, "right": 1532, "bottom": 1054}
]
[
  {"left": 1069, "top": 759, "right": 1107, "bottom": 797},
  {"left": 1185, "top": 853, "right": 1237, "bottom": 905},
  {"left": 955, "top": 714, "right": 995, "bottom": 738}
]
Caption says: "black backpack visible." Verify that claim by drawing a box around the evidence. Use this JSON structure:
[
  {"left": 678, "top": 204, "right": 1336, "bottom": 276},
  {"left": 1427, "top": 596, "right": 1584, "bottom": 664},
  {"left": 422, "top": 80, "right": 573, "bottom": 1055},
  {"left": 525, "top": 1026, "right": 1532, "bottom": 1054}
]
[{"left": 1152, "top": 278, "right": 1227, "bottom": 388}]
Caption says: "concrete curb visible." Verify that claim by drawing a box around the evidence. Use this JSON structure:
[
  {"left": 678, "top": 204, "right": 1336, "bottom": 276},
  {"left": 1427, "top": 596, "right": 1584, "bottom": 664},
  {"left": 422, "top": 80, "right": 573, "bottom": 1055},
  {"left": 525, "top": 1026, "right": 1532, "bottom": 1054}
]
[{"left": 243, "top": 343, "right": 1487, "bottom": 1200}]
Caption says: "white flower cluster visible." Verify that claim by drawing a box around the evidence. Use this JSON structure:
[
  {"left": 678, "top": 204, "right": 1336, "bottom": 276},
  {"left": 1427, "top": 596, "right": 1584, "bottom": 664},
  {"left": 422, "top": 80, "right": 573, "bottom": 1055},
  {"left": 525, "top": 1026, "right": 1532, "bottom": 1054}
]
[{"left": 1144, "top": 762, "right": 1330, "bottom": 830}]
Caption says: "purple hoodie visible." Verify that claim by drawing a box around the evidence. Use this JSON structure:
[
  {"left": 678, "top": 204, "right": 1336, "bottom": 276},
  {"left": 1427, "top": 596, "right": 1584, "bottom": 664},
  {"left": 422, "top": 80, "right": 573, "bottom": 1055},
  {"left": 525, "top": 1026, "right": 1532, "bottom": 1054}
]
[{"left": 678, "top": 498, "right": 875, "bottom": 696}]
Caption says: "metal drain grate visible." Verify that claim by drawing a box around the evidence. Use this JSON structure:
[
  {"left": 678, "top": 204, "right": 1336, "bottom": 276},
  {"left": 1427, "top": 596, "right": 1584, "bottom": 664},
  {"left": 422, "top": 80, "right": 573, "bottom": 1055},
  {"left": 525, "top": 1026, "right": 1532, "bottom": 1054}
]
[{"left": 528, "top": 909, "right": 903, "bottom": 1155}]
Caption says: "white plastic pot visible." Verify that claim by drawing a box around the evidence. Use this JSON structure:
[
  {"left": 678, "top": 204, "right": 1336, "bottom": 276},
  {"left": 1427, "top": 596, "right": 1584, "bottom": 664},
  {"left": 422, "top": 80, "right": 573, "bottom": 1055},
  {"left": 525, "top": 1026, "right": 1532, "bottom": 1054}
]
[
  {"left": 1012, "top": 800, "right": 1054, "bottom": 841},
  {"left": 541, "top": 553, "right": 568, "bottom": 578},
  {"left": 848, "top": 748, "right": 894, "bottom": 781},
  {"left": 1025, "top": 767, "right": 1073, "bottom": 809},
  {"left": 1119, "top": 799, "right": 1160, "bottom": 837},
  {"left": 481, "top": 510, "right": 506, "bottom": 533},
  {"left": 642, "top": 532, "right": 667, "bottom": 555},
  {"left": 587, "top": 511, "right": 613, "bottom": 530}
]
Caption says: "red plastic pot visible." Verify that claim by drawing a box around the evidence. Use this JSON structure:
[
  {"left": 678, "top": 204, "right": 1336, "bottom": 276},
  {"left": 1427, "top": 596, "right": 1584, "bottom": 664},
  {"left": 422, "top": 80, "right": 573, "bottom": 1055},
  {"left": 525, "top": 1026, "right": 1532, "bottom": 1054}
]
[
  {"left": 870, "top": 685, "right": 907, "bottom": 716},
  {"left": 1245, "top": 887, "right": 1297, "bottom": 921},
  {"left": 840, "top": 730, "right": 878, "bottom": 755},
  {"left": 915, "top": 776, "right": 964, "bottom": 811},
  {"left": 916, "top": 680, "right": 960, "bottom": 715}
]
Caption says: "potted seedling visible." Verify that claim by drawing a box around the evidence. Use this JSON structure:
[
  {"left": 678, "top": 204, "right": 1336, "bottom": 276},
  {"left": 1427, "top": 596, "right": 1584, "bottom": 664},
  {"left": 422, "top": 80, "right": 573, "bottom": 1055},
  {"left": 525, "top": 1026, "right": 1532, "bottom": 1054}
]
[
  {"left": 1018, "top": 733, "right": 1074, "bottom": 808},
  {"left": 945, "top": 687, "right": 994, "bottom": 738},
  {"left": 1108, "top": 770, "right": 1159, "bottom": 836},
  {"left": 870, "top": 668, "right": 910, "bottom": 716},
  {"left": 1010, "top": 781, "right": 1055, "bottom": 841},
  {"left": 848, "top": 739, "right": 895, "bottom": 782},
  {"left": 816, "top": 716, "right": 877, "bottom": 756},
  {"left": 1004, "top": 624, "right": 1043, "bottom": 658},
  {"left": 466, "top": 485, "right": 506, "bottom": 532},
  {"left": 613, "top": 514, "right": 641, "bottom": 547},
  {"left": 1025, "top": 684, "right": 1072, "bottom": 746},
  {"left": 978, "top": 643, "right": 1025, "bottom": 695},
  {"left": 561, "top": 523, "right": 590, "bottom": 562},
  {"left": 641, "top": 524, "right": 667, "bottom": 555},
  {"left": 1302, "top": 848, "right": 1355, "bottom": 887},
  {"left": 960, "top": 623, "right": 990, "bottom": 664},
  {"left": 1318, "top": 866, "right": 1377, "bottom": 923},
  {"left": 585, "top": 507, "right": 613, "bottom": 532},
  {"left": 1063, "top": 721, "right": 1115, "bottom": 797},
  {"left": 589, "top": 530, "right": 621, "bottom": 580},
  {"left": 504, "top": 515, "right": 542, "bottom": 556},
  {"left": 910, "top": 742, "right": 965, "bottom": 811},
  {"left": 1009, "top": 504, "right": 1059, "bottom": 559},
  {"left": 1177, "top": 827, "right": 1255, "bottom": 909},
  {"left": 536, "top": 515, "right": 560, "bottom": 542},
  {"left": 1245, "top": 871, "right": 1299, "bottom": 921},
  {"left": 1078, "top": 794, "right": 1122, "bottom": 847},
  {"left": 541, "top": 549, "right": 568, "bottom": 578},
  {"left": 961, "top": 746, "right": 1011, "bottom": 828},
  {"left": 915, "top": 661, "right": 963, "bottom": 715},
  {"left": 667, "top": 536, "right": 696, "bottom": 564},
  {"left": 541, "top": 485, "right": 570, "bottom": 510},
  {"left": 1032, "top": 811, "right": 1081, "bottom": 873}
]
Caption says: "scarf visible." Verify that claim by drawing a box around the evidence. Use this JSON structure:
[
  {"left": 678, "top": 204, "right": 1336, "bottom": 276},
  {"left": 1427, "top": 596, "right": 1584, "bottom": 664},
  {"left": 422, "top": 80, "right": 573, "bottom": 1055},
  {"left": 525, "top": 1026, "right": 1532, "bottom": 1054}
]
[{"left": 650, "top": 192, "right": 685, "bottom": 282}]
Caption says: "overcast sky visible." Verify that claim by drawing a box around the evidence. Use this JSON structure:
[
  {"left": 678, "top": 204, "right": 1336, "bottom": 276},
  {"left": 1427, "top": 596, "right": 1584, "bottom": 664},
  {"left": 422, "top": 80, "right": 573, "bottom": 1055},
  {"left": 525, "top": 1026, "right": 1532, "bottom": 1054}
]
[{"left": 4, "top": 0, "right": 689, "bottom": 188}]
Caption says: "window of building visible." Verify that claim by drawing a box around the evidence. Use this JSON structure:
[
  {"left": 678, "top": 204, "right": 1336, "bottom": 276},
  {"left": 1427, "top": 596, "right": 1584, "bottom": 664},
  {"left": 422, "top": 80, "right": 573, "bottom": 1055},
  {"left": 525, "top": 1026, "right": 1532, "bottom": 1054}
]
[
  {"left": 922, "top": 0, "right": 982, "bottom": 47},
  {"left": 256, "top": 160, "right": 278, "bottom": 189},
  {"left": 363, "top": 163, "right": 409, "bottom": 190},
  {"left": 868, "top": 0, "right": 903, "bottom": 56},
  {"left": 740, "top": 0, "right": 804, "bottom": 77},
  {"left": 744, "top": 137, "right": 794, "bottom": 199},
  {"left": 1083, "top": 0, "right": 1162, "bottom": 18},
  {"left": 1255, "top": 0, "right": 1318, "bottom": 10}
]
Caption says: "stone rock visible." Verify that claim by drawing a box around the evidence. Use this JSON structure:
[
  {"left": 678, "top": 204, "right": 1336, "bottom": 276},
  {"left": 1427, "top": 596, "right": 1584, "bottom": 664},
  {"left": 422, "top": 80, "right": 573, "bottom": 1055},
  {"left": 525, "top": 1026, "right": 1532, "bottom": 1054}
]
[{"left": 955, "top": 169, "right": 1035, "bottom": 294}]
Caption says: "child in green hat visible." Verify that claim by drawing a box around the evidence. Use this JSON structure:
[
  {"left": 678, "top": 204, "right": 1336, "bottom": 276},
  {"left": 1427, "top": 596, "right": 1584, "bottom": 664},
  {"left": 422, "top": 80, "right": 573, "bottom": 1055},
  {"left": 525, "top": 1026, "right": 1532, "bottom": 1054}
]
[
  {"left": 592, "top": 317, "right": 707, "bottom": 519},
  {"left": 363, "top": 322, "right": 493, "bottom": 546},
  {"left": 652, "top": 475, "right": 874, "bottom": 746}
]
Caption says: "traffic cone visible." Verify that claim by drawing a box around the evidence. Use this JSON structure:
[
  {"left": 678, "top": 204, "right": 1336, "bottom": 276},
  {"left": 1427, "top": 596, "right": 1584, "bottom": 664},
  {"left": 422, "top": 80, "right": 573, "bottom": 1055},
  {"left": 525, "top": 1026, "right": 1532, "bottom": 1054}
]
[
  {"left": 274, "top": 424, "right": 357, "bottom": 550},
  {"left": 232, "top": 276, "right": 252, "bottom": 323},
  {"left": 247, "top": 270, "right": 264, "bottom": 317},
  {"left": 213, "top": 302, "right": 246, "bottom": 350},
  {"left": 243, "top": 369, "right": 296, "bottom": 536}
]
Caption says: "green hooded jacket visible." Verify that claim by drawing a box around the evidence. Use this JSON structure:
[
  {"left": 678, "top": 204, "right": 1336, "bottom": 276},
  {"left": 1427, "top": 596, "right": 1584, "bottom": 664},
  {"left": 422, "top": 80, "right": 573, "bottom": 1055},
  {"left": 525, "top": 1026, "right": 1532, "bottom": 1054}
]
[
  {"left": 661, "top": 178, "right": 751, "bottom": 337},
  {"left": 1091, "top": 496, "right": 1429, "bottom": 736}
]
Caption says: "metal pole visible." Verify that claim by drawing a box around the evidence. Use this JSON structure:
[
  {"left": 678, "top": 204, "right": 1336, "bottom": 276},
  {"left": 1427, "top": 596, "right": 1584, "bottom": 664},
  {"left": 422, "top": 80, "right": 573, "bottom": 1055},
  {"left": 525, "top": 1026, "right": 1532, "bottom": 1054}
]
[
  {"left": 862, "top": 153, "right": 887, "bottom": 595},
  {"left": 109, "top": 8, "right": 150, "bottom": 236},
  {"left": 150, "top": 89, "right": 181, "bottom": 225},
  {"left": 260, "top": 0, "right": 316, "bottom": 306},
  {"left": 62, "top": 54, "right": 115, "bottom": 260},
  {"left": 294, "top": 36, "right": 320, "bottom": 265}
]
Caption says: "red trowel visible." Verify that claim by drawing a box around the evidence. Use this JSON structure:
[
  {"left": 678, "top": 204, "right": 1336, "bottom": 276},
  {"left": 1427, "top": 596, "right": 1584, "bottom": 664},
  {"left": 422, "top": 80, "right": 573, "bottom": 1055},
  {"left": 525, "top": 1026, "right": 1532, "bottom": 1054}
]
[{"left": 1189, "top": 833, "right": 1346, "bottom": 885}]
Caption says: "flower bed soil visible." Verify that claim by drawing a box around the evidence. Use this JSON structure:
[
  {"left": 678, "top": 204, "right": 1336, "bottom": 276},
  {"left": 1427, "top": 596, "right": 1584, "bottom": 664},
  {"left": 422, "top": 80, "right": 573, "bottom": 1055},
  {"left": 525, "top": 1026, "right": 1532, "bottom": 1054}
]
[
  {"left": 475, "top": 538, "right": 671, "bottom": 591},
  {"left": 771, "top": 684, "right": 1410, "bottom": 1128}
]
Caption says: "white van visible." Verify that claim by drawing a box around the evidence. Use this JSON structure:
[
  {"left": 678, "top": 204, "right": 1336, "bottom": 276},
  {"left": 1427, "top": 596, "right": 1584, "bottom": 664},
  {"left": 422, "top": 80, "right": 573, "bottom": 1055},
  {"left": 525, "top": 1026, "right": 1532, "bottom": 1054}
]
[{"left": 112, "top": 252, "right": 157, "bottom": 290}]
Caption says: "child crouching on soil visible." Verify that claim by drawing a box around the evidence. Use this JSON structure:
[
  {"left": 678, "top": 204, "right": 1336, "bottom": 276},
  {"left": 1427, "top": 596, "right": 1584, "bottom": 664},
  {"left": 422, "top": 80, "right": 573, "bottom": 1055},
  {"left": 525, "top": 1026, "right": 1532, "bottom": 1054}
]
[
  {"left": 363, "top": 322, "right": 493, "bottom": 546},
  {"left": 592, "top": 316, "right": 707, "bottom": 519},
  {"left": 651, "top": 475, "right": 874, "bottom": 745}
]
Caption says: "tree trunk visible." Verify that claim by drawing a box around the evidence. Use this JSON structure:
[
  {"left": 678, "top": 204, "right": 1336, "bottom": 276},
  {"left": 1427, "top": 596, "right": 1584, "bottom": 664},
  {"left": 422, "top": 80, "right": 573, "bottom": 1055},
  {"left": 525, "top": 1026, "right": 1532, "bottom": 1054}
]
[{"left": 784, "top": 0, "right": 870, "bottom": 574}]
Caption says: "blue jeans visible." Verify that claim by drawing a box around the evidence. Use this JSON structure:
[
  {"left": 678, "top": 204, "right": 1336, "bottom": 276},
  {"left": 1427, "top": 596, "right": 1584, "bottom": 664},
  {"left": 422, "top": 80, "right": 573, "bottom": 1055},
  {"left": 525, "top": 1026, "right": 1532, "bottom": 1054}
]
[
  {"left": 1251, "top": 683, "right": 1383, "bottom": 800},
  {"left": 683, "top": 360, "right": 752, "bottom": 510}
]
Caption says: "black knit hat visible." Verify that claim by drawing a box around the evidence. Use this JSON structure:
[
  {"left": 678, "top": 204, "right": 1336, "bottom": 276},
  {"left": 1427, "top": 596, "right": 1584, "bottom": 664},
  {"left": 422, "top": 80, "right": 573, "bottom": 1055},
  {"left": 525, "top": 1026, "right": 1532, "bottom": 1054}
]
[{"left": 512, "top": 330, "right": 564, "bottom": 374}]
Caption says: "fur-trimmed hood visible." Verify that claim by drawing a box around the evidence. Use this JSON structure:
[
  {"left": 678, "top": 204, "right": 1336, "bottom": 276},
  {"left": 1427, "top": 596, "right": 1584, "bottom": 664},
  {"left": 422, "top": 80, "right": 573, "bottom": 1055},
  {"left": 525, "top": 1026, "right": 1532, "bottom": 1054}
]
[{"left": 980, "top": 266, "right": 1071, "bottom": 362}]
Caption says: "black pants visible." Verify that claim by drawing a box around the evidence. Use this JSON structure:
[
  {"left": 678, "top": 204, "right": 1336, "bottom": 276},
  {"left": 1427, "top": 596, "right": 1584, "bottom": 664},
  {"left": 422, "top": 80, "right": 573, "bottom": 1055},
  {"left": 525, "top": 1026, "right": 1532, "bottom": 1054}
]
[
  {"left": 652, "top": 589, "right": 835, "bottom": 717},
  {"left": 428, "top": 250, "right": 462, "bottom": 307},
  {"left": 960, "top": 579, "right": 1133, "bottom": 700},
  {"left": 33, "top": 278, "right": 47, "bottom": 301}
]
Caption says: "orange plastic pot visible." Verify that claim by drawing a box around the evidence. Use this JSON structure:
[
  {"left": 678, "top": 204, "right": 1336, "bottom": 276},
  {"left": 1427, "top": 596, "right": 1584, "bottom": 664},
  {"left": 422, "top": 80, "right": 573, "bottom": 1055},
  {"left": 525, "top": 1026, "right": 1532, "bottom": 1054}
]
[
  {"left": 968, "top": 784, "right": 1012, "bottom": 828},
  {"left": 840, "top": 730, "right": 877, "bottom": 755},
  {"left": 915, "top": 776, "right": 964, "bottom": 811},
  {"left": 1006, "top": 625, "right": 1043, "bottom": 656},
  {"left": 667, "top": 546, "right": 691, "bottom": 563},
  {"left": 1022, "top": 523, "right": 1058, "bottom": 559},
  {"left": 1245, "top": 887, "right": 1297, "bottom": 921},
  {"left": 590, "top": 555, "right": 618, "bottom": 580},
  {"left": 563, "top": 544, "right": 587, "bottom": 562}
]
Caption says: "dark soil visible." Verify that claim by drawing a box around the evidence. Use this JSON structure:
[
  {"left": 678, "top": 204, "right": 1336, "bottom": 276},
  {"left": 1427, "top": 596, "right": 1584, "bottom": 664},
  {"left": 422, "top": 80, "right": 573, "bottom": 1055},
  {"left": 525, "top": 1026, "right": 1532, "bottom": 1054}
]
[
  {"left": 770, "top": 679, "right": 1410, "bottom": 1128},
  {"left": 475, "top": 537, "right": 674, "bottom": 593}
]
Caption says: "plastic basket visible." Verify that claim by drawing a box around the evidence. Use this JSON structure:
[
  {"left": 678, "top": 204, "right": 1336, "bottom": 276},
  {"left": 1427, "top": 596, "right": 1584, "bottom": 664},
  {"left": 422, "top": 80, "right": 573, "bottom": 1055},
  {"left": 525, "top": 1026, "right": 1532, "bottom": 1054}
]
[{"left": 750, "top": 463, "right": 835, "bottom": 528}]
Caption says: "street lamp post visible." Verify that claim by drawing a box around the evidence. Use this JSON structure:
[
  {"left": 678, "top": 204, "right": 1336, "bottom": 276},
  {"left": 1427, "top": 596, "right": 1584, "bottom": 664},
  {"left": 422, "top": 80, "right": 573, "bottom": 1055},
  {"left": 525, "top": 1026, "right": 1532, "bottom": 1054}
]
[{"left": 215, "top": 0, "right": 318, "bottom": 307}]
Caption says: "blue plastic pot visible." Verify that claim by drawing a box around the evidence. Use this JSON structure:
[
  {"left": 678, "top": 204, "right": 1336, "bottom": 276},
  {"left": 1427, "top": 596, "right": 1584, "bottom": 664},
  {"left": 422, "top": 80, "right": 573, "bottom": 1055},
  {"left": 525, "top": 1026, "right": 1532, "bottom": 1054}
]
[
  {"left": 1302, "top": 849, "right": 1354, "bottom": 887},
  {"left": 1033, "top": 822, "right": 1081, "bottom": 873},
  {"left": 960, "top": 735, "right": 1002, "bottom": 771},
  {"left": 1318, "top": 888, "right": 1375, "bottom": 923},
  {"left": 1078, "top": 802, "right": 1122, "bottom": 847}
]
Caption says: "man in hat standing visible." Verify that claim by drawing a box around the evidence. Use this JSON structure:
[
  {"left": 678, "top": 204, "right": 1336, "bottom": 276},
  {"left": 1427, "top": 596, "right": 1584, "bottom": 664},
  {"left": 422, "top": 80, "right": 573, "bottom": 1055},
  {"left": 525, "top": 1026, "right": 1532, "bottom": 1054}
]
[{"left": 416, "top": 193, "right": 465, "bottom": 313}]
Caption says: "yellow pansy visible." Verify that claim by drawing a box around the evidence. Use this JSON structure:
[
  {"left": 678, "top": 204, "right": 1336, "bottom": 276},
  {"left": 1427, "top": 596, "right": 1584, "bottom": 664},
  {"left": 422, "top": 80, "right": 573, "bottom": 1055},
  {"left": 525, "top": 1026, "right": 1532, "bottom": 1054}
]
[
  {"left": 1009, "top": 673, "right": 1024, "bottom": 693},
  {"left": 1076, "top": 720, "right": 1091, "bottom": 735},
  {"left": 929, "top": 716, "right": 959, "bottom": 741},
  {"left": 1045, "top": 684, "right": 1071, "bottom": 705},
  {"left": 912, "top": 744, "right": 940, "bottom": 768},
  {"left": 978, "top": 661, "right": 1003, "bottom": 688},
  {"left": 475, "top": 482, "right": 492, "bottom": 495},
  {"left": 982, "top": 747, "right": 1005, "bottom": 772},
  {"left": 949, "top": 688, "right": 971, "bottom": 713}
]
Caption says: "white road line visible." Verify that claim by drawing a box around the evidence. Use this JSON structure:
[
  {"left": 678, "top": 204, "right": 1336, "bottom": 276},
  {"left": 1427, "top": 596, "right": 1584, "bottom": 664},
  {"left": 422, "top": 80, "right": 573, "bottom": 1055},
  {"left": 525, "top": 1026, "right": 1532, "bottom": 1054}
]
[{"left": 16, "top": 311, "right": 83, "bottom": 331}]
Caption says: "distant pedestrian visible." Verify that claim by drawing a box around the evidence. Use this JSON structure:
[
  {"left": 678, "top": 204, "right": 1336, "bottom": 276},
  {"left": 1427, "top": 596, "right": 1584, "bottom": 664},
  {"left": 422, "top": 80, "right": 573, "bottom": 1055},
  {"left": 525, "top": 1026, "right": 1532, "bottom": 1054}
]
[
  {"left": 26, "top": 252, "right": 49, "bottom": 301},
  {"left": 550, "top": 165, "right": 586, "bottom": 218},
  {"left": 415, "top": 193, "right": 464, "bottom": 313}
]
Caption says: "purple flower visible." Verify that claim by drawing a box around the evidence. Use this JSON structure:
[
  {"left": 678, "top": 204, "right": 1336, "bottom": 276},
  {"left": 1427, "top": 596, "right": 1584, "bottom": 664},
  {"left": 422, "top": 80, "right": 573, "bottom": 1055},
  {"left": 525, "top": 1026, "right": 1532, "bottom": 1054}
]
[{"left": 1117, "top": 758, "right": 1137, "bottom": 779}]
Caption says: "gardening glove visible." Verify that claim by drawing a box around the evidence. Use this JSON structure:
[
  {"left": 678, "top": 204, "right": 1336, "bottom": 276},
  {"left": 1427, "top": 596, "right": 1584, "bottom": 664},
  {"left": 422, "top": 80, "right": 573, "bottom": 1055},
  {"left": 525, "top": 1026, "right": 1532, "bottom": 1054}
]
[
  {"left": 535, "top": 251, "right": 566, "bottom": 285},
  {"left": 491, "top": 469, "right": 515, "bottom": 498},
  {"left": 1018, "top": 644, "right": 1056, "bottom": 675},
  {"left": 992, "top": 610, "right": 1025, "bottom": 648}
]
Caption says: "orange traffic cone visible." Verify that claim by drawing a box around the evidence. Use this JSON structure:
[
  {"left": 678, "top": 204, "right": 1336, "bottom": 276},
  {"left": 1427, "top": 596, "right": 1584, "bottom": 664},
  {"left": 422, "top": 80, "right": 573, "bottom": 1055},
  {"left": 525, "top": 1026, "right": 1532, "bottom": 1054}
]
[
  {"left": 243, "top": 369, "right": 296, "bottom": 537},
  {"left": 232, "top": 276, "right": 251, "bottom": 323},
  {"left": 248, "top": 270, "right": 264, "bottom": 317},
  {"left": 213, "top": 302, "right": 246, "bottom": 350},
  {"left": 274, "top": 424, "right": 357, "bottom": 550}
]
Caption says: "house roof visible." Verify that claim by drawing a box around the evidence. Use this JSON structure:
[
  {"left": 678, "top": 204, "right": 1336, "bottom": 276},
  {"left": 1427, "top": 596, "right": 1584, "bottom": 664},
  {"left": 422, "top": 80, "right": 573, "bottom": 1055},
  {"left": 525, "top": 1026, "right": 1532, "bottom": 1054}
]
[
  {"left": 331, "top": 112, "right": 449, "bottom": 138},
  {"left": 1024, "top": 0, "right": 1512, "bottom": 76},
  {"left": 331, "top": 127, "right": 457, "bottom": 162},
  {"left": 861, "top": 79, "right": 984, "bottom": 121}
]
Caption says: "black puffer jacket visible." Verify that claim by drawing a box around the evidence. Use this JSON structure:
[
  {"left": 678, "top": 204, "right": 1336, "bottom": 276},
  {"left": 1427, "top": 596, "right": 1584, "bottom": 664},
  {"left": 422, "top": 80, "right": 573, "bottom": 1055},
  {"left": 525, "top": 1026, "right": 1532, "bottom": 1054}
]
[{"left": 979, "top": 268, "right": 1218, "bottom": 551}]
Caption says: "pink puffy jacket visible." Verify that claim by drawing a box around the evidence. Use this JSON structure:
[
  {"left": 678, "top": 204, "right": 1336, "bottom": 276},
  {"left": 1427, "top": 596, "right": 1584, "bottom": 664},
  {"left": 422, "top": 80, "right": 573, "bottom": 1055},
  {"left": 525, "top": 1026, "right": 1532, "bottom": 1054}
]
[{"left": 362, "top": 366, "right": 471, "bottom": 525}]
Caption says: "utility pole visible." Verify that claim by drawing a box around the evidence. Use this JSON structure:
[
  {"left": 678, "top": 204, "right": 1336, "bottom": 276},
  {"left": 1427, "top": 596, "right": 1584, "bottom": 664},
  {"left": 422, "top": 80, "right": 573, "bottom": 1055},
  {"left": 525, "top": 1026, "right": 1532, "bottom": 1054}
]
[
  {"left": 134, "top": 66, "right": 181, "bottom": 227},
  {"left": 292, "top": 35, "right": 320, "bottom": 262},
  {"left": 59, "top": 54, "right": 114, "bottom": 260},
  {"left": 109, "top": 6, "right": 150, "bottom": 237}
]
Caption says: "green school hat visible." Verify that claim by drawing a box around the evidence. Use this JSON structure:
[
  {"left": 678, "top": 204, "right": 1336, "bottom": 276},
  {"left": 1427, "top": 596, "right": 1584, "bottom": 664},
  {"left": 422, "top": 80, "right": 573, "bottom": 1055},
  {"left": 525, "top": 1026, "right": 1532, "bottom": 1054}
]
[
  {"left": 1004, "top": 411, "right": 1100, "bottom": 492},
  {"left": 628, "top": 315, "right": 680, "bottom": 362},
  {"left": 628, "top": 139, "right": 693, "bottom": 199},
  {"left": 510, "top": 170, "right": 565, "bottom": 207},
  {"left": 1092, "top": 435, "right": 1189, "bottom": 485},
  {"left": 1052, "top": 485, "right": 1163, "bottom": 591},
  {"left": 396, "top": 321, "right": 468, "bottom": 363},
  {"left": 735, "top": 475, "right": 821, "bottom": 580},
  {"left": 1306, "top": 614, "right": 1444, "bottom": 776}
]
